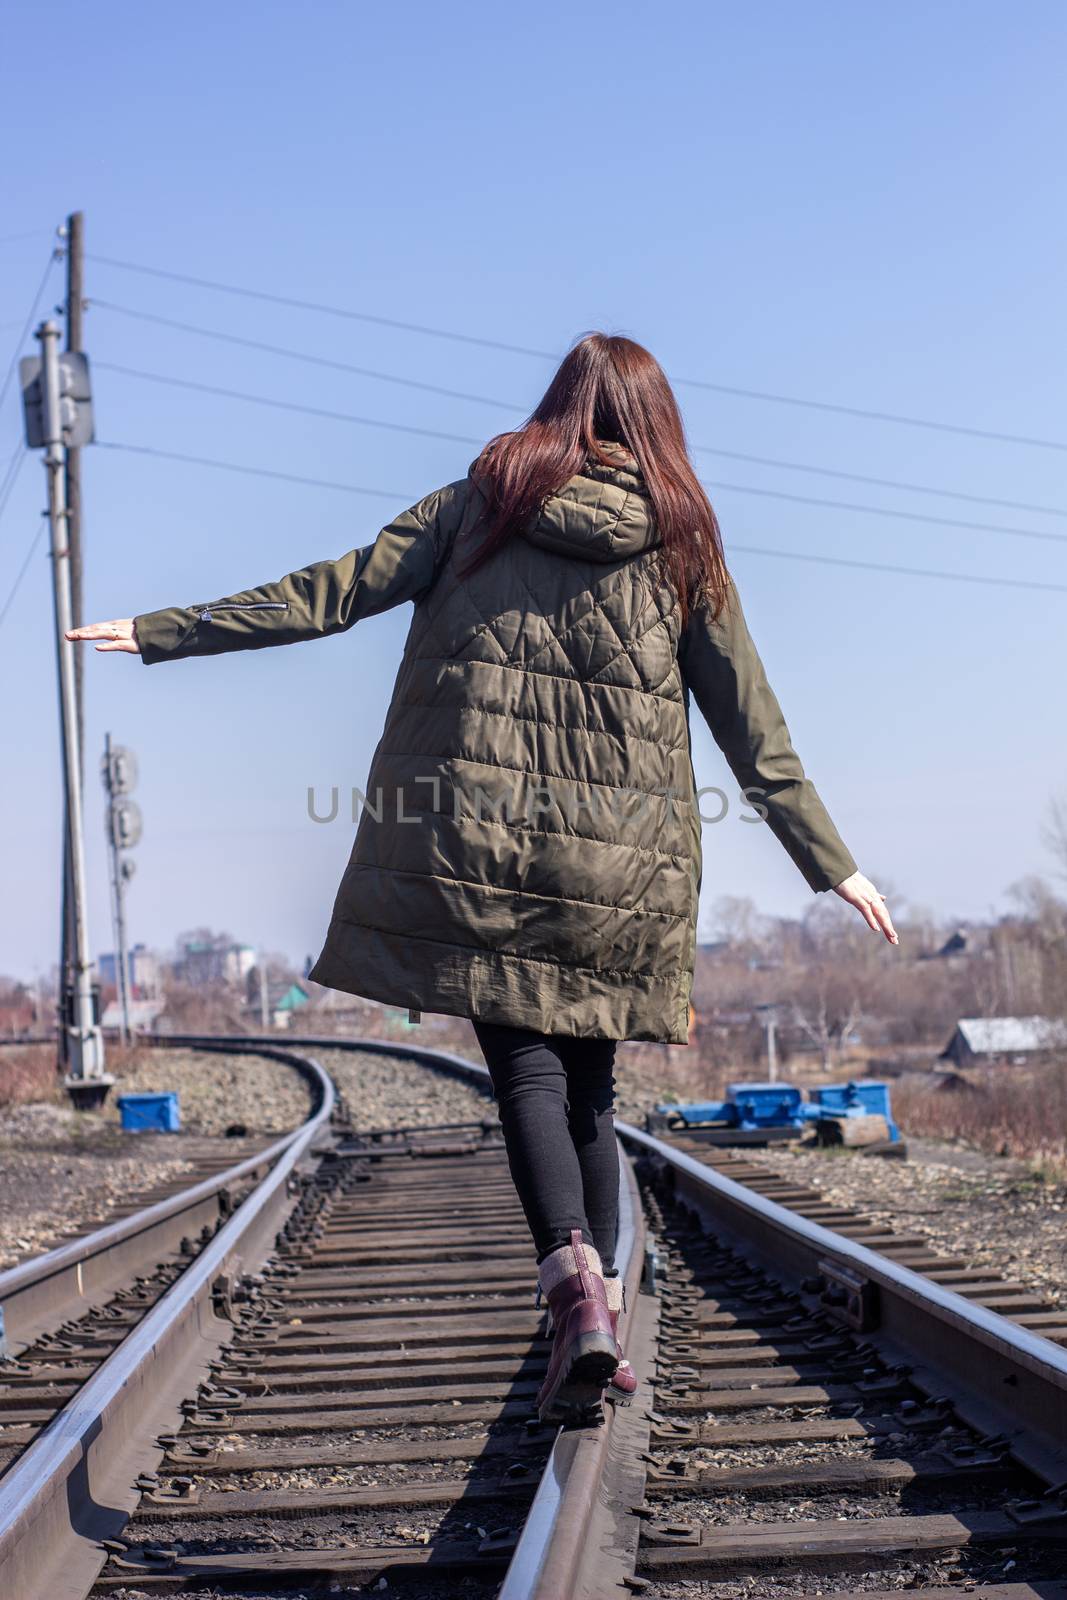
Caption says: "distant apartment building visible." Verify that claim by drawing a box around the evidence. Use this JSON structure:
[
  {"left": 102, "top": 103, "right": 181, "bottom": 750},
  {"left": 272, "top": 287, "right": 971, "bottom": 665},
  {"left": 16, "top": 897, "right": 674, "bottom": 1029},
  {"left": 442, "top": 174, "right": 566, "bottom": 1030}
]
[
  {"left": 98, "top": 943, "right": 162, "bottom": 997},
  {"left": 172, "top": 936, "right": 257, "bottom": 987}
]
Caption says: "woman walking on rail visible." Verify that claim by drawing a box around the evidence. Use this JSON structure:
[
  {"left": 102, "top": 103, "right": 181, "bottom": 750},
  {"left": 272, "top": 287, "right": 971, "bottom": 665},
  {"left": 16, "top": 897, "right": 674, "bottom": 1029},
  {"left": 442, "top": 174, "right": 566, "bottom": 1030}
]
[{"left": 70, "top": 333, "right": 897, "bottom": 1422}]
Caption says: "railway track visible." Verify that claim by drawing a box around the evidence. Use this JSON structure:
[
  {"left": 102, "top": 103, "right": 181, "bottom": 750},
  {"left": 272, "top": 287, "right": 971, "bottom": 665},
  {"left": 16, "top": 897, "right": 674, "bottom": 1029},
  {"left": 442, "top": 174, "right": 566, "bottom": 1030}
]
[{"left": 2, "top": 1034, "right": 1067, "bottom": 1598}]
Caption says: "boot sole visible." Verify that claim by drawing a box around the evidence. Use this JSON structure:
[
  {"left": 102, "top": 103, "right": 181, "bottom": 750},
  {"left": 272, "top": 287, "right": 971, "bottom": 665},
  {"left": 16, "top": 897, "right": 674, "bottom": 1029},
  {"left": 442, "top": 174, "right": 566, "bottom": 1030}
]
[
  {"left": 537, "top": 1332, "right": 619, "bottom": 1424},
  {"left": 606, "top": 1385, "right": 635, "bottom": 1407}
]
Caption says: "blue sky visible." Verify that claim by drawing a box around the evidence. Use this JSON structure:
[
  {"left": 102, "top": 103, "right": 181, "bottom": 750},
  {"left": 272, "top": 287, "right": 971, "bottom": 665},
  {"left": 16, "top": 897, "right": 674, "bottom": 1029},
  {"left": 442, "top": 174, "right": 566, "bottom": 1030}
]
[{"left": 2, "top": 1, "right": 1065, "bottom": 982}]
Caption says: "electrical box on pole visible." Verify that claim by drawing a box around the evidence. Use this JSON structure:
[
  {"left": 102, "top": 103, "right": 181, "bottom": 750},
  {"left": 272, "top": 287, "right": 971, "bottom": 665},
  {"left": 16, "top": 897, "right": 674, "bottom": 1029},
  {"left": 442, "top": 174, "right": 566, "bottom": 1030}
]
[{"left": 20, "top": 351, "right": 95, "bottom": 449}]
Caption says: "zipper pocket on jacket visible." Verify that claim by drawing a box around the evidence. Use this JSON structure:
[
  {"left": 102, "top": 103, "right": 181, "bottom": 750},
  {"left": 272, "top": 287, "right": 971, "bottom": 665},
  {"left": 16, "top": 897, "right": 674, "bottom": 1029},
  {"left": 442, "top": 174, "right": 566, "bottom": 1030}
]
[{"left": 198, "top": 601, "right": 290, "bottom": 622}]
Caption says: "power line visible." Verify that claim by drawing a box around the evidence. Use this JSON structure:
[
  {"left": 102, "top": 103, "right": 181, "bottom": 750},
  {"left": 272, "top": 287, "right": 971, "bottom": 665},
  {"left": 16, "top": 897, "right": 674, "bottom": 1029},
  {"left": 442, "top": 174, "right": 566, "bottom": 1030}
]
[
  {"left": 95, "top": 365, "right": 1065, "bottom": 547},
  {"left": 96, "top": 440, "right": 1067, "bottom": 595},
  {"left": 0, "top": 439, "right": 23, "bottom": 497},
  {"left": 97, "top": 440, "right": 406, "bottom": 501},
  {"left": 0, "top": 520, "right": 46, "bottom": 631},
  {"left": 96, "top": 361, "right": 490, "bottom": 446},
  {"left": 0, "top": 249, "right": 59, "bottom": 415},
  {"left": 702, "top": 478, "right": 1067, "bottom": 546},
  {"left": 0, "top": 229, "right": 48, "bottom": 249},
  {"left": 92, "top": 303, "right": 1067, "bottom": 521},
  {"left": 0, "top": 444, "right": 26, "bottom": 527},
  {"left": 88, "top": 254, "right": 555, "bottom": 359},
  {"left": 732, "top": 544, "right": 1067, "bottom": 594},
  {"left": 691, "top": 444, "right": 1067, "bottom": 521},
  {"left": 88, "top": 254, "right": 1067, "bottom": 452},
  {"left": 92, "top": 302, "right": 524, "bottom": 412}
]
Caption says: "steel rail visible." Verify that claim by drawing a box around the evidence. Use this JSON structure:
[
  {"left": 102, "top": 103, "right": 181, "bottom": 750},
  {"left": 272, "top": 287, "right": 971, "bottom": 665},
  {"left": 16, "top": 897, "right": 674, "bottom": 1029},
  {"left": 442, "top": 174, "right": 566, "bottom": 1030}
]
[
  {"left": 249, "top": 1032, "right": 654, "bottom": 1600},
  {"left": 0, "top": 1049, "right": 335, "bottom": 1600},
  {"left": 618, "top": 1119, "right": 1067, "bottom": 1483},
  {"left": 0, "top": 1044, "right": 327, "bottom": 1356},
  {"left": 499, "top": 1142, "right": 646, "bottom": 1600}
]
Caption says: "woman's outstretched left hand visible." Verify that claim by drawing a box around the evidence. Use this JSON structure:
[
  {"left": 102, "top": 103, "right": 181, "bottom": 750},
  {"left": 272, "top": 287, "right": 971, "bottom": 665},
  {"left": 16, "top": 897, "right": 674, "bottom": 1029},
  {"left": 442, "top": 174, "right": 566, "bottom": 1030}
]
[
  {"left": 833, "top": 870, "right": 898, "bottom": 945},
  {"left": 66, "top": 618, "right": 139, "bottom": 654}
]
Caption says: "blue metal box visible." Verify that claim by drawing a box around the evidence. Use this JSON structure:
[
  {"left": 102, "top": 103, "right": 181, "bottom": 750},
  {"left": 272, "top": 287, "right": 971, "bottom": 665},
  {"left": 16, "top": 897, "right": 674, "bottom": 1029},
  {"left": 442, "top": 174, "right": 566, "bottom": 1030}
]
[
  {"left": 726, "top": 1082, "right": 804, "bottom": 1128},
  {"left": 117, "top": 1091, "right": 180, "bottom": 1132},
  {"left": 807, "top": 1080, "right": 899, "bottom": 1140}
]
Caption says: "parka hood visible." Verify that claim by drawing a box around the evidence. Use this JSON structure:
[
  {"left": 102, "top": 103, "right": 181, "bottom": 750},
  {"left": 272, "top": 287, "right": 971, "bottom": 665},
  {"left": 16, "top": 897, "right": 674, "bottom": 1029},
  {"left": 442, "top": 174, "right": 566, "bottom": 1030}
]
[{"left": 469, "top": 440, "right": 661, "bottom": 564}]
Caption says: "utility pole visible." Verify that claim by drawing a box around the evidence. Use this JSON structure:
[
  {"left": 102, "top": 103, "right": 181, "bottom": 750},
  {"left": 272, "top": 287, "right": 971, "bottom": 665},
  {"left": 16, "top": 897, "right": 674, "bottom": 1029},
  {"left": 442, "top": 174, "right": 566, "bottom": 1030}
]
[
  {"left": 765, "top": 1013, "right": 779, "bottom": 1082},
  {"left": 65, "top": 213, "right": 85, "bottom": 743},
  {"left": 21, "top": 320, "right": 109, "bottom": 1104},
  {"left": 58, "top": 212, "right": 85, "bottom": 1069},
  {"left": 259, "top": 961, "right": 270, "bottom": 1031},
  {"left": 102, "top": 736, "right": 141, "bottom": 1046},
  {"left": 755, "top": 1002, "right": 781, "bottom": 1082}
]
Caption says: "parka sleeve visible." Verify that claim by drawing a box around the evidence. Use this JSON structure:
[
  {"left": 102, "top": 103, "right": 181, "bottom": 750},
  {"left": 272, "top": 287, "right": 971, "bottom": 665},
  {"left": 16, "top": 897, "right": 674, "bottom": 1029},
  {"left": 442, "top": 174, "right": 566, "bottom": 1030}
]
[
  {"left": 678, "top": 578, "right": 857, "bottom": 893},
  {"left": 134, "top": 480, "right": 467, "bottom": 665}
]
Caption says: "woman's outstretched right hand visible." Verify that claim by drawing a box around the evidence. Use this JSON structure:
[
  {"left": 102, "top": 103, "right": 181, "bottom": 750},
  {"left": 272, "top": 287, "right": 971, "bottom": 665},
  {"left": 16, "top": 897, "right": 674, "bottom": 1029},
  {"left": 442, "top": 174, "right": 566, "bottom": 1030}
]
[{"left": 66, "top": 618, "right": 139, "bottom": 655}]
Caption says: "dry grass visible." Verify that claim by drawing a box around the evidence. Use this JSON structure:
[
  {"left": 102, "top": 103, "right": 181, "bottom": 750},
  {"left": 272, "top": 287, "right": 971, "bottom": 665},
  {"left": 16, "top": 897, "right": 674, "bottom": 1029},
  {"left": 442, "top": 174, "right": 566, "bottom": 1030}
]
[
  {"left": 0, "top": 1041, "right": 158, "bottom": 1111},
  {"left": 0, "top": 1046, "right": 60, "bottom": 1109},
  {"left": 893, "top": 1060, "right": 1067, "bottom": 1176}
]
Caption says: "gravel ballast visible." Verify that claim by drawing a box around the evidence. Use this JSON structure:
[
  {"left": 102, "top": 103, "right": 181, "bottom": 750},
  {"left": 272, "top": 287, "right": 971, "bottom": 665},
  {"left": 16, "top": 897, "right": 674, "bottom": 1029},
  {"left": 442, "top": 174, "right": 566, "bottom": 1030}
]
[
  {"left": 0, "top": 1041, "right": 492, "bottom": 1269},
  {"left": 0, "top": 1045, "right": 318, "bottom": 1268},
  {"left": 607, "top": 1043, "right": 1067, "bottom": 1313},
  {"left": 743, "top": 1136, "right": 1067, "bottom": 1310}
]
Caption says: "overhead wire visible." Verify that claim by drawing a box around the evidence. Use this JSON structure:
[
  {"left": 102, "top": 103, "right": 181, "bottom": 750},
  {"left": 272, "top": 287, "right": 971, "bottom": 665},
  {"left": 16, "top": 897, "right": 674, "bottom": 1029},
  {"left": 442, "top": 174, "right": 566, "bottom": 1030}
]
[
  {"left": 0, "top": 229, "right": 50, "bottom": 250},
  {"left": 93, "top": 364, "right": 1067, "bottom": 546},
  {"left": 95, "top": 440, "right": 1067, "bottom": 595},
  {"left": 0, "top": 521, "right": 46, "bottom": 631},
  {"left": 0, "top": 444, "right": 27, "bottom": 527},
  {"left": 91, "top": 303, "right": 1067, "bottom": 522},
  {"left": 92, "top": 302, "right": 524, "bottom": 411},
  {"left": 0, "top": 247, "right": 59, "bottom": 416},
  {"left": 87, "top": 254, "right": 1067, "bottom": 452}
]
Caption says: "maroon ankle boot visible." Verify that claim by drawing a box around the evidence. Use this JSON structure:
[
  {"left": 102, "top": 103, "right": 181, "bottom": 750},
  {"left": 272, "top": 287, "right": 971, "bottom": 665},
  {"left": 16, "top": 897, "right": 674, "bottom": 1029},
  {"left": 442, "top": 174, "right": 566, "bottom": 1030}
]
[
  {"left": 603, "top": 1273, "right": 638, "bottom": 1403},
  {"left": 543, "top": 1271, "right": 638, "bottom": 1405},
  {"left": 536, "top": 1230, "right": 619, "bottom": 1423}
]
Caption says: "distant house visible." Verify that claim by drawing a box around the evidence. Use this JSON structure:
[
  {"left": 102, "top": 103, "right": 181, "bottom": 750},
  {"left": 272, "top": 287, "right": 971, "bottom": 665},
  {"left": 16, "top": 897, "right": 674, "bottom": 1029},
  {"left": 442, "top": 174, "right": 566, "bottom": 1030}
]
[
  {"left": 940, "top": 1016, "right": 1067, "bottom": 1066},
  {"left": 100, "top": 997, "right": 167, "bottom": 1034},
  {"left": 303, "top": 982, "right": 381, "bottom": 1030},
  {"left": 271, "top": 983, "right": 310, "bottom": 1030},
  {"left": 920, "top": 928, "right": 976, "bottom": 963}
]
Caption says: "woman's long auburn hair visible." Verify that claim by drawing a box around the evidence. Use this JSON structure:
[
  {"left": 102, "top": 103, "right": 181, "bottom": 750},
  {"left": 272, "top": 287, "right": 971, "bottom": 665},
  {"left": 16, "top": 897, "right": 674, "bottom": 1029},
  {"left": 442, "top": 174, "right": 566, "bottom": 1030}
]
[{"left": 455, "top": 332, "right": 729, "bottom": 625}]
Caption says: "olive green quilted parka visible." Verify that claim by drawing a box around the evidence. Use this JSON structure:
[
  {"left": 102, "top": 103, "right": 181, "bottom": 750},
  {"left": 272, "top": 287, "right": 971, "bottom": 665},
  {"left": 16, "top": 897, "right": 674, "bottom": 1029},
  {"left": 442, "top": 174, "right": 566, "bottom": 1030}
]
[{"left": 134, "top": 444, "right": 856, "bottom": 1043}]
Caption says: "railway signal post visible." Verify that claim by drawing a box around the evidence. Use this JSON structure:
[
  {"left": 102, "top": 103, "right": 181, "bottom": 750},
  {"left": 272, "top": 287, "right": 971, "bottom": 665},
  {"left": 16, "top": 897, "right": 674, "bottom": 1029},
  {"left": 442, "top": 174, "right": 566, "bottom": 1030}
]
[{"left": 102, "top": 736, "right": 141, "bottom": 1046}]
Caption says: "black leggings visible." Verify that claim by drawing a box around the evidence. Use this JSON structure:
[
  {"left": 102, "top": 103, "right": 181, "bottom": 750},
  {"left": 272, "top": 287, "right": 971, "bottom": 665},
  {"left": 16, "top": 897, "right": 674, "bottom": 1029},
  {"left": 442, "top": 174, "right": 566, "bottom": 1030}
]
[{"left": 471, "top": 1020, "right": 620, "bottom": 1273}]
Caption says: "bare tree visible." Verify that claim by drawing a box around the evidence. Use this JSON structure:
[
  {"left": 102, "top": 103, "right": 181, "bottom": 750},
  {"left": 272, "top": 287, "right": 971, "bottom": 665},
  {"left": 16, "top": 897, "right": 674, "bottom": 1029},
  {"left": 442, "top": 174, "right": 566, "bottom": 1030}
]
[{"left": 1043, "top": 794, "right": 1067, "bottom": 886}]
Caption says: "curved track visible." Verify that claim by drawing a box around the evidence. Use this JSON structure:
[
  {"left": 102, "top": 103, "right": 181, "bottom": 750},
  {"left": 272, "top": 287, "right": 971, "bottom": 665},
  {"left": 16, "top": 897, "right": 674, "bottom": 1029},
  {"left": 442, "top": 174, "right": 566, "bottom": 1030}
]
[{"left": 3, "top": 1033, "right": 1067, "bottom": 1600}]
